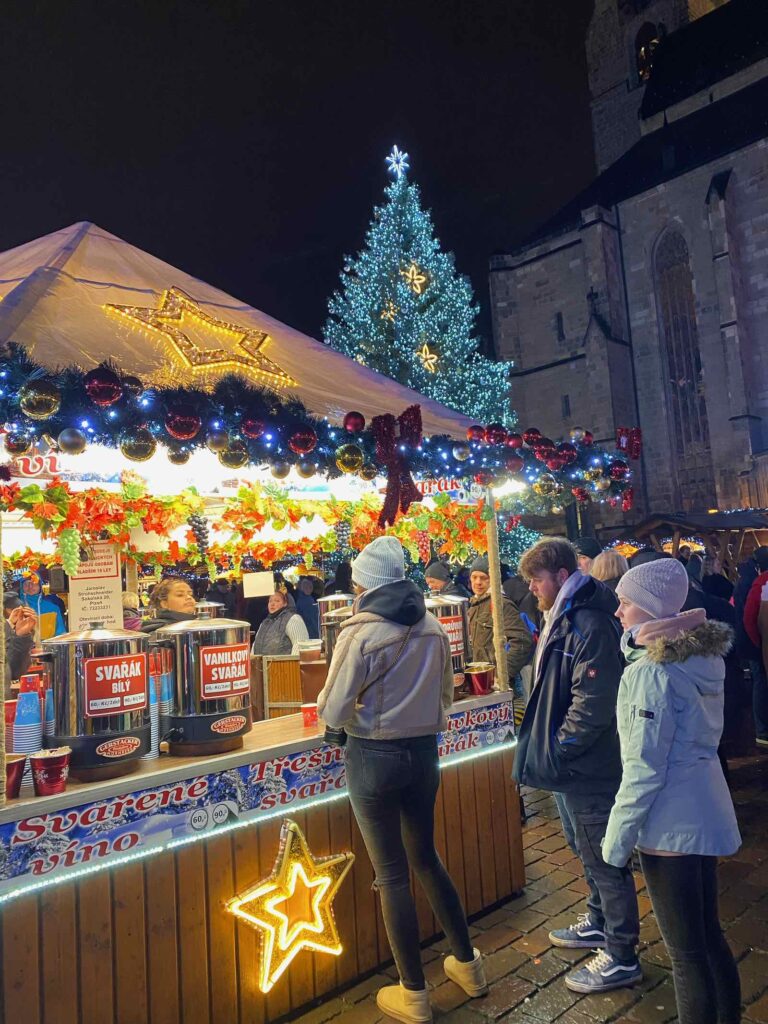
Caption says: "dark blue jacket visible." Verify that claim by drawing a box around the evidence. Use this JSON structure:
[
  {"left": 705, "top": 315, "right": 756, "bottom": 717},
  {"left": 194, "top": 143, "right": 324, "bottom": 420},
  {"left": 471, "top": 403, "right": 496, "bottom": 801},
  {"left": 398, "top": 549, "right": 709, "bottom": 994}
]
[{"left": 513, "top": 576, "right": 623, "bottom": 795}]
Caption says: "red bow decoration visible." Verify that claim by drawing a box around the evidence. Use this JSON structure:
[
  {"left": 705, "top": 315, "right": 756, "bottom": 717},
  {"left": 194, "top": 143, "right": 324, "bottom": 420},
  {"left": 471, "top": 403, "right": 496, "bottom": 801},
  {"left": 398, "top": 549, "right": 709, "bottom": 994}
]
[
  {"left": 372, "top": 405, "right": 423, "bottom": 528},
  {"left": 616, "top": 426, "right": 643, "bottom": 460}
]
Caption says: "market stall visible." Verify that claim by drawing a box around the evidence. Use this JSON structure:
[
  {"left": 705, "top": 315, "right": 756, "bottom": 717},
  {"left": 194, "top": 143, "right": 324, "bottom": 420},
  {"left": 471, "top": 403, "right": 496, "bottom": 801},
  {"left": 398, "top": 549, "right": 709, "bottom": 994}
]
[{"left": 0, "top": 222, "right": 632, "bottom": 1024}]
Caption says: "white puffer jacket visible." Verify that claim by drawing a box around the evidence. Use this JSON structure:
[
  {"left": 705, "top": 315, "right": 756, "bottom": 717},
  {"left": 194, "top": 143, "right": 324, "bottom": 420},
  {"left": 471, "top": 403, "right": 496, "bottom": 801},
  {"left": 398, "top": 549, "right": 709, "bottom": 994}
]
[{"left": 318, "top": 580, "right": 454, "bottom": 739}]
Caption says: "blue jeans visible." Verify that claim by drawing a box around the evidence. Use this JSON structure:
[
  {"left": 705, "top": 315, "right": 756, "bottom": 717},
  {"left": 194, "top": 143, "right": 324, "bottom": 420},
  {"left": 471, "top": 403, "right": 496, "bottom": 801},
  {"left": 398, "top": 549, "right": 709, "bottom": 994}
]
[
  {"left": 554, "top": 791, "right": 639, "bottom": 962},
  {"left": 345, "top": 734, "right": 474, "bottom": 989},
  {"left": 749, "top": 660, "right": 768, "bottom": 739}
]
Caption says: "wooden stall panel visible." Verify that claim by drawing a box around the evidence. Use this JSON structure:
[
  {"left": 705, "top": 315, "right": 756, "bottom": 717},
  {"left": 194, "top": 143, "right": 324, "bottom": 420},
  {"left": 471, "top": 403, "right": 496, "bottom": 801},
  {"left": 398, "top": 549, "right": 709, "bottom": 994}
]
[
  {"left": 206, "top": 834, "right": 238, "bottom": 1024},
  {"left": 175, "top": 844, "right": 210, "bottom": 1024},
  {"left": 78, "top": 872, "right": 115, "bottom": 1024},
  {"left": 2, "top": 896, "right": 41, "bottom": 1024},
  {"left": 232, "top": 828, "right": 267, "bottom": 1024},
  {"left": 144, "top": 854, "right": 180, "bottom": 1024},
  {"left": 41, "top": 886, "right": 79, "bottom": 1024},
  {"left": 112, "top": 862, "right": 148, "bottom": 1024}
]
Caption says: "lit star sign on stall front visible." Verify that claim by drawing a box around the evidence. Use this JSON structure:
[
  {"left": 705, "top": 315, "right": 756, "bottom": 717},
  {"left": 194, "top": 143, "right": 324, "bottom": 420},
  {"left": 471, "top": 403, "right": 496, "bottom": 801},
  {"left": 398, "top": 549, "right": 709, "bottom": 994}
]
[
  {"left": 227, "top": 818, "right": 354, "bottom": 993},
  {"left": 105, "top": 287, "right": 296, "bottom": 391}
]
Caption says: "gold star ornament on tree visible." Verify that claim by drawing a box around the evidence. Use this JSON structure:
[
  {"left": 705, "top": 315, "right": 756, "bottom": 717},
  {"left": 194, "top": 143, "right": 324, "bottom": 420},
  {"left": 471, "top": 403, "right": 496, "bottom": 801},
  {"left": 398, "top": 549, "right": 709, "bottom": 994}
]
[
  {"left": 105, "top": 287, "right": 297, "bottom": 391},
  {"left": 416, "top": 342, "right": 439, "bottom": 373},
  {"left": 401, "top": 262, "right": 428, "bottom": 295},
  {"left": 227, "top": 819, "right": 354, "bottom": 994}
]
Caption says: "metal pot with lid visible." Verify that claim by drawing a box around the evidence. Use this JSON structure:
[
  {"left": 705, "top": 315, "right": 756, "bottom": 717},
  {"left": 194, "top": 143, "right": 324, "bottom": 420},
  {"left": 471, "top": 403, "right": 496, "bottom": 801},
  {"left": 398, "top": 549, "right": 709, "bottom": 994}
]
[
  {"left": 153, "top": 616, "right": 253, "bottom": 756},
  {"left": 321, "top": 606, "right": 354, "bottom": 661},
  {"left": 425, "top": 595, "right": 470, "bottom": 674},
  {"left": 43, "top": 621, "right": 150, "bottom": 780}
]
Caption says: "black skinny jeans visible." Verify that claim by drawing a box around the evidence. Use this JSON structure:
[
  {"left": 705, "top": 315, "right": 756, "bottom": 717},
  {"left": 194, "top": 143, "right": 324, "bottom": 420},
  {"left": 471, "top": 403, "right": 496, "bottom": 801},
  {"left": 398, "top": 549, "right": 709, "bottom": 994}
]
[
  {"left": 345, "top": 734, "right": 474, "bottom": 989},
  {"left": 640, "top": 853, "right": 741, "bottom": 1024}
]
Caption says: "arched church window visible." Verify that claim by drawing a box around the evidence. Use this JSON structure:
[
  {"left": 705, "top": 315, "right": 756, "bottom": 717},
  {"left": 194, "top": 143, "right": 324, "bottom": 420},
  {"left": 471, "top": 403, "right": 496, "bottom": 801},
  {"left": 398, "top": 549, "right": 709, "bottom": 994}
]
[
  {"left": 655, "top": 230, "right": 714, "bottom": 508},
  {"left": 636, "top": 22, "right": 660, "bottom": 81}
]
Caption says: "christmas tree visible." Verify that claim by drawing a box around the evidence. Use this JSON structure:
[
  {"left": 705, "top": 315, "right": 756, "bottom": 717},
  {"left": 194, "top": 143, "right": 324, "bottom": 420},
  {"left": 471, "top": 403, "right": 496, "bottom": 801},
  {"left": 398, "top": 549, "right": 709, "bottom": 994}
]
[{"left": 324, "top": 146, "right": 514, "bottom": 424}]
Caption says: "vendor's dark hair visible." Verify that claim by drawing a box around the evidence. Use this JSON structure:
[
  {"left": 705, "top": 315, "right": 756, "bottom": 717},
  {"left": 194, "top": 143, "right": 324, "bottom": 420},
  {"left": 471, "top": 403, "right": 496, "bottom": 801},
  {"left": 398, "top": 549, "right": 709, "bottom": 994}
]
[{"left": 336, "top": 561, "right": 353, "bottom": 588}]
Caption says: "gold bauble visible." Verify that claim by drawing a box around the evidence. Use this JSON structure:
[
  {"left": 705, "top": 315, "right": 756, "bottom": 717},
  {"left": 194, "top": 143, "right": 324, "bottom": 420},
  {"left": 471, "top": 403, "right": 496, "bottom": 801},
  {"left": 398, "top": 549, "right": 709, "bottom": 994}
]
[
  {"left": 551, "top": 505, "right": 565, "bottom": 516},
  {"left": 206, "top": 429, "right": 230, "bottom": 453},
  {"left": 57, "top": 428, "right": 87, "bottom": 455},
  {"left": 119, "top": 428, "right": 157, "bottom": 462},
  {"left": 594, "top": 477, "right": 612, "bottom": 491},
  {"left": 168, "top": 449, "right": 191, "bottom": 465},
  {"left": 569, "top": 427, "right": 586, "bottom": 443},
  {"left": 533, "top": 473, "right": 558, "bottom": 497},
  {"left": 335, "top": 443, "right": 364, "bottom": 474},
  {"left": 4, "top": 433, "right": 32, "bottom": 456},
  {"left": 271, "top": 460, "right": 291, "bottom": 480},
  {"left": 583, "top": 467, "right": 604, "bottom": 482},
  {"left": 359, "top": 463, "right": 378, "bottom": 481},
  {"left": 218, "top": 442, "right": 249, "bottom": 469},
  {"left": 19, "top": 379, "right": 61, "bottom": 420},
  {"left": 296, "top": 462, "right": 316, "bottom": 479}
]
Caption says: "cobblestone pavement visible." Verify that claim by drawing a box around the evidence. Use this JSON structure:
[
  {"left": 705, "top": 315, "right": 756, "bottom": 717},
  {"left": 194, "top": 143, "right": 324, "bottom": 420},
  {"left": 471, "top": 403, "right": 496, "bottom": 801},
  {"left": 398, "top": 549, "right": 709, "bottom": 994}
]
[{"left": 292, "top": 750, "right": 768, "bottom": 1024}]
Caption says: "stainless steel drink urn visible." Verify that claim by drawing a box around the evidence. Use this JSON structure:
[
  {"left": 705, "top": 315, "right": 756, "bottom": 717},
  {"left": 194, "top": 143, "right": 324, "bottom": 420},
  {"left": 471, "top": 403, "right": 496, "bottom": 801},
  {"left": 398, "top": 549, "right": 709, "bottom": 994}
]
[
  {"left": 425, "top": 596, "right": 470, "bottom": 674},
  {"left": 153, "top": 616, "right": 253, "bottom": 755},
  {"left": 43, "top": 623, "right": 151, "bottom": 780}
]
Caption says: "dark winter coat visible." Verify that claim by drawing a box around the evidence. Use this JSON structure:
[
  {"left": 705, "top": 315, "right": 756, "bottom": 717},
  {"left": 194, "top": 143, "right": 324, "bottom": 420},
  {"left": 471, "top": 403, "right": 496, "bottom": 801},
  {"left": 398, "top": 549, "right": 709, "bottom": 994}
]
[
  {"left": 468, "top": 592, "right": 533, "bottom": 678},
  {"left": 141, "top": 609, "right": 194, "bottom": 633},
  {"left": 513, "top": 577, "right": 623, "bottom": 795},
  {"left": 4, "top": 620, "right": 35, "bottom": 696},
  {"left": 431, "top": 580, "right": 471, "bottom": 600},
  {"left": 733, "top": 559, "right": 761, "bottom": 662},
  {"left": 503, "top": 576, "right": 542, "bottom": 632}
]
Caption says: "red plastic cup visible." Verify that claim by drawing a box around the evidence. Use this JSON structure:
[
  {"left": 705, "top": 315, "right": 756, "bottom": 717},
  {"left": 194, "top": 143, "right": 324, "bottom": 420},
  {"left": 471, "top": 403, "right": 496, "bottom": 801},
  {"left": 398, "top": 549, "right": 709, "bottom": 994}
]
[
  {"left": 5, "top": 754, "right": 26, "bottom": 799},
  {"left": 466, "top": 663, "right": 495, "bottom": 695},
  {"left": 19, "top": 673, "right": 41, "bottom": 694},
  {"left": 30, "top": 748, "right": 71, "bottom": 796},
  {"left": 301, "top": 703, "right": 319, "bottom": 728}
]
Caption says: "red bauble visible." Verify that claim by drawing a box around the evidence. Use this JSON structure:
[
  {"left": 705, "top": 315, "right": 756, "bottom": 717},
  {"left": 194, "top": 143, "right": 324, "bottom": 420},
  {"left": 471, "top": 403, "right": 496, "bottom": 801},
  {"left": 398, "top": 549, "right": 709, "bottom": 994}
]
[
  {"left": 546, "top": 454, "right": 567, "bottom": 471},
  {"left": 522, "top": 428, "right": 542, "bottom": 446},
  {"left": 84, "top": 366, "right": 122, "bottom": 407},
  {"left": 582, "top": 430, "right": 594, "bottom": 445},
  {"left": 608, "top": 459, "right": 629, "bottom": 481},
  {"left": 608, "top": 496, "right": 621, "bottom": 509},
  {"left": 534, "top": 436, "right": 556, "bottom": 453},
  {"left": 505, "top": 433, "right": 523, "bottom": 449},
  {"left": 242, "top": 417, "right": 265, "bottom": 439},
  {"left": 474, "top": 470, "right": 494, "bottom": 487},
  {"left": 504, "top": 452, "right": 524, "bottom": 474},
  {"left": 288, "top": 427, "right": 318, "bottom": 456},
  {"left": 572, "top": 486, "right": 590, "bottom": 504},
  {"left": 165, "top": 407, "right": 202, "bottom": 441},
  {"left": 622, "top": 487, "right": 635, "bottom": 512},
  {"left": 343, "top": 411, "right": 366, "bottom": 433},
  {"left": 467, "top": 425, "right": 485, "bottom": 442},
  {"left": 484, "top": 423, "right": 507, "bottom": 446},
  {"left": 557, "top": 442, "right": 578, "bottom": 464}
]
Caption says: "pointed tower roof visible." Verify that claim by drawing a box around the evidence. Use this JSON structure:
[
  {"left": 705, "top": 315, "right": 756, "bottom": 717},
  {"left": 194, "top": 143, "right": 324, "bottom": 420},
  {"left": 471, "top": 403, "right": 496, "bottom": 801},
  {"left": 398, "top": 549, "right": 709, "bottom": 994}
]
[{"left": 0, "top": 222, "right": 471, "bottom": 436}]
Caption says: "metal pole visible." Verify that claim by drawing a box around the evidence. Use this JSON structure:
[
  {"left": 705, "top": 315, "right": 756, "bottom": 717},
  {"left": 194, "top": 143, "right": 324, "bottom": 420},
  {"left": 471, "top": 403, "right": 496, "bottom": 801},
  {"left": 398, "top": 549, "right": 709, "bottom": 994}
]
[{"left": 484, "top": 489, "right": 509, "bottom": 691}]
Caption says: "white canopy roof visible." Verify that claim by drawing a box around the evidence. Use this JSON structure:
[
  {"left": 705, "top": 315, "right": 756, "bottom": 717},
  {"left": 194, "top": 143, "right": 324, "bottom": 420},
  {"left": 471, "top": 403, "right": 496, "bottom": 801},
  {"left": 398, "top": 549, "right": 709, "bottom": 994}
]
[{"left": 0, "top": 222, "right": 471, "bottom": 437}]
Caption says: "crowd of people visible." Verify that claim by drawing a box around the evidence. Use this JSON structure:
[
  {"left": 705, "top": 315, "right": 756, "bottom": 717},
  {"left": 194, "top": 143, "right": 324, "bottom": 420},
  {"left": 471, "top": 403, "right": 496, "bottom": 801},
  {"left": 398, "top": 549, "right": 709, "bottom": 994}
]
[{"left": 318, "top": 533, "right": 752, "bottom": 1024}]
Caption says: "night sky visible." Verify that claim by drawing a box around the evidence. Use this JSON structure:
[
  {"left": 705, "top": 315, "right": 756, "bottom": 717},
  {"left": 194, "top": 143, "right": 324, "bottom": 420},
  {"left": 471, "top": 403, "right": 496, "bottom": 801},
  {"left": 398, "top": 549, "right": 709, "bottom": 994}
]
[{"left": 2, "top": 0, "right": 595, "bottom": 345}]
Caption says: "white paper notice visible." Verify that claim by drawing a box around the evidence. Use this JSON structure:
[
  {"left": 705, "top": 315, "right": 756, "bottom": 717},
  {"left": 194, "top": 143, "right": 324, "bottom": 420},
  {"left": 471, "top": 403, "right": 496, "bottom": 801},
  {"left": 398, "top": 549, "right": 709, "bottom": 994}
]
[
  {"left": 68, "top": 543, "right": 123, "bottom": 630},
  {"left": 241, "top": 571, "right": 275, "bottom": 599}
]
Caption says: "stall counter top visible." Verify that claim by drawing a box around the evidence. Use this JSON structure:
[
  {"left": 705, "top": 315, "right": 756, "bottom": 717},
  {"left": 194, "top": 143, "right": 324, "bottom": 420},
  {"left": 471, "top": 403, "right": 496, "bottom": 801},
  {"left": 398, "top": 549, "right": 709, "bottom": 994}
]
[{"left": 0, "top": 690, "right": 514, "bottom": 826}]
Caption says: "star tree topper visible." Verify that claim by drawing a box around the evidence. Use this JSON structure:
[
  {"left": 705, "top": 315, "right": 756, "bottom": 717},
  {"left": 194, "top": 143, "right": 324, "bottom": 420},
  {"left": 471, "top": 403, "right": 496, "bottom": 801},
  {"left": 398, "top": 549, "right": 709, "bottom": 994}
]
[
  {"left": 105, "top": 287, "right": 297, "bottom": 391},
  {"left": 227, "top": 818, "right": 355, "bottom": 993},
  {"left": 386, "top": 144, "right": 410, "bottom": 179}
]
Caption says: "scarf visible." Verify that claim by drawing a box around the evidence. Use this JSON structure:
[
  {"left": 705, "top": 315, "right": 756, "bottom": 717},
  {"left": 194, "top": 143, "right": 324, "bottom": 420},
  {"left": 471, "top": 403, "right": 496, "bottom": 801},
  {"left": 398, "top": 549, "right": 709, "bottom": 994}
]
[{"left": 534, "top": 571, "right": 590, "bottom": 676}]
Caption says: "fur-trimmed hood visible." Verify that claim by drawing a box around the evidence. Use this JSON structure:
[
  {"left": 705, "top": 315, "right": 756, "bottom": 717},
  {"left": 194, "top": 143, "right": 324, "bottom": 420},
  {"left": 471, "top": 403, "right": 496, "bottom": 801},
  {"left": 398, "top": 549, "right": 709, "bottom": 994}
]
[{"left": 644, "top": 619, "right": 733, "bottom": 664}]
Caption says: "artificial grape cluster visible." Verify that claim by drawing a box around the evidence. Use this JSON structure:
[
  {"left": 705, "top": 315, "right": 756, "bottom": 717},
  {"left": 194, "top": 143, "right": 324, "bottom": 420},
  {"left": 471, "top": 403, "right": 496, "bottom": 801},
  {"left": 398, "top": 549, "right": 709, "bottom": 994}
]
[
  {"left": 334, "top": 521, "right": 351, "bottom": 552},
  {"left": 187, "top": 514, "right": 209, "bottom": 556},
  {"left": 416, "top": 529, "right": 431, "bottom": 564},
  {"left": 59, "top": 527, "right": 82, "bottom": 577}
]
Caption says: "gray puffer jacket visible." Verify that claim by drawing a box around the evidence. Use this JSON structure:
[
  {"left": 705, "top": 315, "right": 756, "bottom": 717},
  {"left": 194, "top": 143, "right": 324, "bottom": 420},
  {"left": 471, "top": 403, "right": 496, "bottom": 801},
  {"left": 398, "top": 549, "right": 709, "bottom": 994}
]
[{"left": 318, "top": 580, "right": 453, "bottom": 739}]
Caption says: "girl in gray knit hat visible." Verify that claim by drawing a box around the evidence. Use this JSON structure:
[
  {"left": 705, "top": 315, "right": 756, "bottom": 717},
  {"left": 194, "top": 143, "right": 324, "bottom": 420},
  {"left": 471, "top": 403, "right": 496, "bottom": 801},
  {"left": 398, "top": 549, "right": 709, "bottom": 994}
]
[{"left": 605, "top": 557, "right": 741, "bottom": 1024}]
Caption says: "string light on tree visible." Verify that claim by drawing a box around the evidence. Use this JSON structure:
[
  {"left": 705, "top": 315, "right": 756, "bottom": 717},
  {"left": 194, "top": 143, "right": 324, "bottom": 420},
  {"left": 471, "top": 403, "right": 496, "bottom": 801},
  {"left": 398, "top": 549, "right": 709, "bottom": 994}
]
[{"left": 324, "top": 147, "right": 514, "bottom": 423}]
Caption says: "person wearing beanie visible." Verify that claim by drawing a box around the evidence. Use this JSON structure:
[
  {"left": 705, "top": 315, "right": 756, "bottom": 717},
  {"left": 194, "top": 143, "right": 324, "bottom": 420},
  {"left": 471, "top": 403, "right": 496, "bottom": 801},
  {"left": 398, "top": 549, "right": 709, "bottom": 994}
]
[
  {"left": 467, "top": 556, "right": 532, "bottom": 681},
  {"left": 574, "top": 537, "right": 603, "bottom": 575},
  {"left": 424, "top": 560, "right": 470, "bottom": 600},
  {"left": 605, "top": 559, "right": 741, "bottom": 1024},
  {"left": 513, "top": 537, "right": 641, "bottom": 995},
  {"left": 318, "top": 538, "right": 486, "bottom": 1021}
]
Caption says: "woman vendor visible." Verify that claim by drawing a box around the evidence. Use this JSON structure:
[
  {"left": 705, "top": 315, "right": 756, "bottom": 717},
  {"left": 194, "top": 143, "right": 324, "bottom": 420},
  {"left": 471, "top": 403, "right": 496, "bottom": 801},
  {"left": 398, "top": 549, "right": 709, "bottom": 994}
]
[
  {"left": 141, "top": 578, "right": 198, "bottom": 632},
  {"left": 251, "top": 589, "right": 309, "bottom": 655}
]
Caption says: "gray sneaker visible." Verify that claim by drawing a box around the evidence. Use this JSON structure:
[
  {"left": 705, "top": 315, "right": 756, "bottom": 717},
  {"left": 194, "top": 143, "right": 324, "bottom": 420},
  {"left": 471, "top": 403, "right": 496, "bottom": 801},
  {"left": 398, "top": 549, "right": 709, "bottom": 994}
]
[
  {"left": 565, "top": 950, "right": 642, "bottom": 993},
  {"left": 549, "top": 913, "right": 606, "bottom": 949}
]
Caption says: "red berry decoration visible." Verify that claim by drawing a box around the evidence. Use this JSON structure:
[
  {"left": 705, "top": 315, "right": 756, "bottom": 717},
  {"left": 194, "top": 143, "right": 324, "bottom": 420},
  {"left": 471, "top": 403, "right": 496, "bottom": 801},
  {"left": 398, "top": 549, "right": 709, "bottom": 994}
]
[
  {"left": 572, "top": 486, "right": 590, "bottom": 504},
  {"left": 582, "top": 430, "right": 594, "bottom": 445},
  {"left": 522, "top": 428, "right": 542, "bottom": 446},
  {"left": 505, "top": 433, "right": 523, "bottom": 449},
  {"left": 416, "top": 530, "right": 431, "bottom": 563},
  {"left": 474, "top": 470, "right": 493, "bottom": 486},
  {"left": 609, "top": 459, "right": 629, "bottom": 481},
  {"left": 558, "top": 442, "right": 578, "bottom": 464},
  {"left": 84, "top": 366, "right": 123, "bottom": 407},
  {"left": 288, "top": 427, "right": 318, "bottom": 456},
  {"left": 343, "top": 411, "right": 366, "bottom": 433},
  {"left": 467, "top": 425, "right": 485, "bottom": 442},
  {"left": 504, "top": 452, "right": 524, "bottom": 474},
  {"left": 484, "top": 423, "right": 507, "bottom": 446},
  {"left": 242, "top": 417, "right": 265, "bottom": 439},
  {"left": 165, "top": 407, "right": 202, "bottom": 441}
]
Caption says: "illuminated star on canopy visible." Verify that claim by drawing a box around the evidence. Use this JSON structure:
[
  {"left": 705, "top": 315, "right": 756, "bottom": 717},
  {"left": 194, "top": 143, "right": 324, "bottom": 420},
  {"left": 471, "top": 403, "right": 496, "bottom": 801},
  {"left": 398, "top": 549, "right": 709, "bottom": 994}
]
[
  {"left": 105, "top": 287, "right": 296, "bottom": 391},
  {"left": 386, "top": 145, "right": 410, "bottom": 179},
  {"left": 416, "top": 342, "right": 439, "bottom": 373},
  {"left": 401, "top": 263, "right": 428, "bottom": 295},
  {"left": 227, "top": 819, "right": 354, "bottom": 994}
]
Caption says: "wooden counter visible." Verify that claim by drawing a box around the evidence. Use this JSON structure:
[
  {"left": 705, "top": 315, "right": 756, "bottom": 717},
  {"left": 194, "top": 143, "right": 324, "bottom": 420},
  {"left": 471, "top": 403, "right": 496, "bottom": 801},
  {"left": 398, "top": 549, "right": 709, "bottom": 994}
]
[{"left": 0, "top": 692, "right": 525, "bottom": 1024}]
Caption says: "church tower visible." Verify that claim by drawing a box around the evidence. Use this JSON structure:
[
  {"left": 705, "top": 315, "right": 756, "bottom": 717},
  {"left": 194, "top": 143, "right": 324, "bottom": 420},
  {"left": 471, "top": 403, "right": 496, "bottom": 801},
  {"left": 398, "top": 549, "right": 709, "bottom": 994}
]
[{"left": 587, "top": 0, "right": 727, "bottom": 172}]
